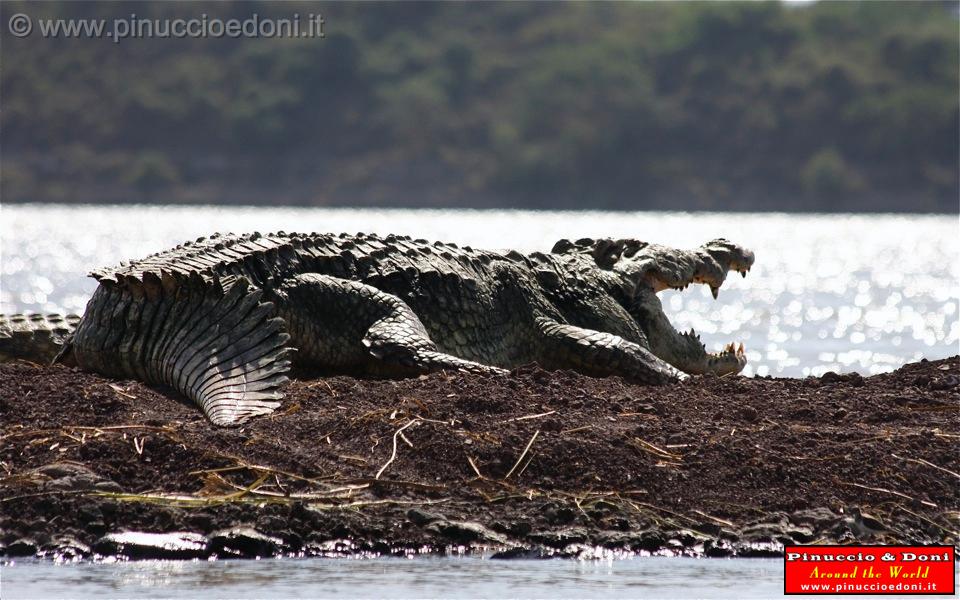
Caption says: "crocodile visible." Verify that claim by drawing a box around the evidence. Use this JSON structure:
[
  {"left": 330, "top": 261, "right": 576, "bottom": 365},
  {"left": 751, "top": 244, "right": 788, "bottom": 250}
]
[{"left": 0, "top": 232, "right": 754, "bottom": 426}]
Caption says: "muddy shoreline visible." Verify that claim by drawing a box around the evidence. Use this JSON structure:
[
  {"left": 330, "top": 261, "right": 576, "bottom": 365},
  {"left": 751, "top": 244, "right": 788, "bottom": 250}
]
[{"left": 1, "top": 358, "right": 957, "bottom": 561}]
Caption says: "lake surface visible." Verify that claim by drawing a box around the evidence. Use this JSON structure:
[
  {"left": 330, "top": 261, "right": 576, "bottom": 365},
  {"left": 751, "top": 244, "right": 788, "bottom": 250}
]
[
  {"left": 3, "top": 556, "right": 951, "bottom": 599},
  {"left": 1, "top": 205, "right": 957, "bottom": 377}
]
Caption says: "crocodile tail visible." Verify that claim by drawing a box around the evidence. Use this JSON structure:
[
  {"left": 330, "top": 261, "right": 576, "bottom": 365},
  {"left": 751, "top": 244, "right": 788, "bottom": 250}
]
[
  {"left": 0, "top": 313, "right": 81, "bottom": 363},
  {"left": 69, "top": 273, "right": 294, "bottom": 426}
]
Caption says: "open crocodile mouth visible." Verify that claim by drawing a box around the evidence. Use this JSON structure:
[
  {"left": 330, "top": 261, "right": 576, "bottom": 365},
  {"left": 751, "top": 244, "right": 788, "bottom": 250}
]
[{"left": 634, "top": 239, "right": 754, "bottom": 377}]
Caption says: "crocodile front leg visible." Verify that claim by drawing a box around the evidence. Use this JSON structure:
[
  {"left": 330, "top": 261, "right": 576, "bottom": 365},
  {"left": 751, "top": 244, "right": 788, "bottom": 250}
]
[
  {"left": 272, "top": 274, "right": 506, "bottom": 377},
  {"left": 532, "top": 316, "right": 684, "bottom": 384}
]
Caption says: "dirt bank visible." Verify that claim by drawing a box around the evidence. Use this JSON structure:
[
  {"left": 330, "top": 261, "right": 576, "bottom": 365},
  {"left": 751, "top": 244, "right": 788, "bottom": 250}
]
[{"left": 1, "top": 357, "right": 957, "bottom": 560}]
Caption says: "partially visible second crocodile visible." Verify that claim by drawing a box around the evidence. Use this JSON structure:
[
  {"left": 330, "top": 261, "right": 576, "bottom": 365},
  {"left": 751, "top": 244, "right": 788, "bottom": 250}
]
[{"left": 0, "top": 232, "right": 754, "bottom": 426}]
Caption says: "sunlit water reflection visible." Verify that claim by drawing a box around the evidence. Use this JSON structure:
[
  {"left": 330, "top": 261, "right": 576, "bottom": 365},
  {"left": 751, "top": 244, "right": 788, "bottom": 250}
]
[{"left": 1, "top": 205, "right": 957, "bottom": 377}]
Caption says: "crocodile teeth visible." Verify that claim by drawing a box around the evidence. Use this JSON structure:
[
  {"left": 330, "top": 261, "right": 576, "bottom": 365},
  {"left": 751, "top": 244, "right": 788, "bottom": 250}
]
[
  {"left": 711, "top": 286, "right": 719, "bottom": 300},
  {"left": 737, "top": 342, "right": 745, "bottom": 356},
  {"left": 740, "top": 270, "right": 747, "bottom": 278}
]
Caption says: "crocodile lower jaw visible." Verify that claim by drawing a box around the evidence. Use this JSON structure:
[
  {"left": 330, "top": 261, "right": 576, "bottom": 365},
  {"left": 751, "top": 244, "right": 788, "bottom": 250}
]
[{"left": 704, "top": 342, "right": 747, "bottom": 376}]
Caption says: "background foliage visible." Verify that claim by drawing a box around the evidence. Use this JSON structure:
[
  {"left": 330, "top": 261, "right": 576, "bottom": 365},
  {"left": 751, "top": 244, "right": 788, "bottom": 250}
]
[{"left": 2, "top": 1, "right": 957, "bottom": 211}]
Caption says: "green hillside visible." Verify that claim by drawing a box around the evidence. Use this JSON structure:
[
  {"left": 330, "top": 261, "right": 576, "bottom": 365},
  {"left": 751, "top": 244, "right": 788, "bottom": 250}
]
[{"left": 2, "top": 1, "right": 957, "bottom": 211}]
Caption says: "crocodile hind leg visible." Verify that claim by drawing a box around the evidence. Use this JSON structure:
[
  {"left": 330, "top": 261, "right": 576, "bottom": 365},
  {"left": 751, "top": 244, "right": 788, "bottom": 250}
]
[
  {"left": 272, "top": 274, "right": 506, "bottom": 376},
  {"left": 532, "top": 316, "right": 684, "bottom": 384},
  {"left": 66, "top": 274, "right": 292, "bottom": 427}
]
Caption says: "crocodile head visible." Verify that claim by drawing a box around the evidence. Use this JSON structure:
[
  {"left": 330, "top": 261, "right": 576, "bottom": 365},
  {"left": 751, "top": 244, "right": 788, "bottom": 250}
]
[{"left": 554, "top": 237, "right": 755, "bottom": 377}]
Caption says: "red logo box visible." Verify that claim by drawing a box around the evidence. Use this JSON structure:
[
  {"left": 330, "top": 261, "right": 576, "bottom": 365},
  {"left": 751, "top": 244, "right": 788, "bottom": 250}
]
[{"left": 785, "top": 545, "right": 955, "bottom": 595}]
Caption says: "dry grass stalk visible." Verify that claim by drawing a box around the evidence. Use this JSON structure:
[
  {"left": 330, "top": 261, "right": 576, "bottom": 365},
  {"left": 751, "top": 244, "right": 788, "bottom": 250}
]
[
  {"left": 840, "top": 481, "right": 938, "bottom": 508},
  {"left": 895, "top": 504, "right": 960, "bottom": 537},
  {"left": 504, "top": 430, "right": 540, "bottom": 480},
  {"left": 559, "top": 425, "right": 593, "bottom": 435},
  {"left": 691, "top": 509, "right": 736, "bottom": 528},
  {"left": 504, "top": 411, "right": 556, "bottom": 423},
  {"left": 891, "top": 453, "right": 960, "bottom": 479},
  {"left": 631, "top": 437, "right": 682, "bottom": 460},
  {"left": 107, "top": 384, "right": 137, "bottom": 399},
  {"left": 375, "top": 418, "right": 420, "bottom": 480},
  {"left": 467, "top": 456, "right": 483, "bottom": 479}
]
